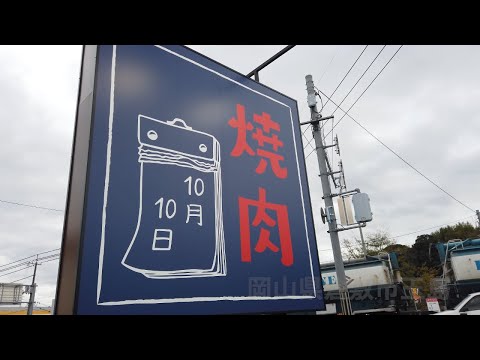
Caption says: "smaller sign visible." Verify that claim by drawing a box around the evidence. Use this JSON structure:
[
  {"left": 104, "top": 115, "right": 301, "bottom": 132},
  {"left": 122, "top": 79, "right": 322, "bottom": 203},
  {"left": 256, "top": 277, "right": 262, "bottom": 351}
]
[
  {"left": 337, "top": 196, "right": 354, "bottom": 226},
  {"left": 352, "top": 193, "right": 373, "bottom": 223},
  {"left": 411, "top": 287, "right": 421, "bottom": 303},
  {"left": 426, "top": 297, "right": 441, "bottom": 312},
  {"left": 0, "top": 284, "right": 24, "bottom": 304}
]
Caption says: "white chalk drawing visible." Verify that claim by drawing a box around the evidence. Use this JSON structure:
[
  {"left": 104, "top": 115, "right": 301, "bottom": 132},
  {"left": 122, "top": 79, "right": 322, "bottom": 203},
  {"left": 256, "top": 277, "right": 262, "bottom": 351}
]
[
  {"left": 186, "top": 204, "right": 203, "bottom": 226},
  {"left": 152, "top": 229, "right": 173, "bottom": 251},
  {"left": 121, "top": 115, "right": 227, "bottom": 279},
  {"left": 97, "top": 45, "right": 317, "bottom": 305}
]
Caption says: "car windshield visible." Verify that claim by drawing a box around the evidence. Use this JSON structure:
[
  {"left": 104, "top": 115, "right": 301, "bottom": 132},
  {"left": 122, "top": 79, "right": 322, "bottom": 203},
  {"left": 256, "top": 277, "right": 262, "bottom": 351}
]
[{"left": 453, "top": 294, "right": 476, "bottom": 310}]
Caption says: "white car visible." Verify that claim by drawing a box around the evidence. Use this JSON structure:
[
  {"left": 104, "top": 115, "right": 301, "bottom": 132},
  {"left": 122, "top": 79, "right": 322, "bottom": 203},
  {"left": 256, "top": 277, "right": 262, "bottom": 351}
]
[{"left": 433, "top": 292, "right": 480, "bottom": 315}]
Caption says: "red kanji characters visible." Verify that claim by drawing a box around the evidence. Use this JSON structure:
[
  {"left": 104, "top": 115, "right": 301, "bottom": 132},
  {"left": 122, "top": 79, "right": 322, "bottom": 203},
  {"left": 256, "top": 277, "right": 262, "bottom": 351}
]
[
  {"left": 228, "top": 104, "right": 254, "bottom": 157},
  {"left": 228, "top": 104, "right": 288, "bottom": 179},
  {"left": 238, "top": 187, "right": 293, "bottom": 267},
  {"left": 255, "top": 150, "right": 287, "bottom": 179}
]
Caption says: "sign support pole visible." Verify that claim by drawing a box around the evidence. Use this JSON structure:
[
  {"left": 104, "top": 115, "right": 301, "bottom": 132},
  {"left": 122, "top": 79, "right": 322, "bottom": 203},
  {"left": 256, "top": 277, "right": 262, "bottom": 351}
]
[{"left": 55, "top": 45, "right": 98, "bottom": 315}]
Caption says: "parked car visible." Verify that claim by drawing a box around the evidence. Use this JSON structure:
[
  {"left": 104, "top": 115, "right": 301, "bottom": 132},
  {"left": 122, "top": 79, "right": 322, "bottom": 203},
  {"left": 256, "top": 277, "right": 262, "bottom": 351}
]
[{"left": 433, "top": 292, "right": 480, "bottom": 315}]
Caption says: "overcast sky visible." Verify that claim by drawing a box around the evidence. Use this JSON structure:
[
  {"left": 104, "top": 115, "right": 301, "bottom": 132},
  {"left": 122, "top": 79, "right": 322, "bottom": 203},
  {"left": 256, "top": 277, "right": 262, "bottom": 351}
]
[{"left": 0, "top": 45, "right": 479, "bottom": 307}]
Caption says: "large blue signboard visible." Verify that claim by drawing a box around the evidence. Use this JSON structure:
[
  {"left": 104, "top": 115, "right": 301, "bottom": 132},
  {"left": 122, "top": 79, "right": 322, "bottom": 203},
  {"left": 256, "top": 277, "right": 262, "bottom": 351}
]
[{"left": 73, "top": 45, "right": 324, "bottom": 314}]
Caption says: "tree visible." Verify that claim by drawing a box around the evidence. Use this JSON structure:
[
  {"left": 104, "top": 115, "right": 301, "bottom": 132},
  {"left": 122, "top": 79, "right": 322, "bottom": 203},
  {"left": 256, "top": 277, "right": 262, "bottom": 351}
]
[
  {"left": 408, "top": 234, "right": 439, "bottom": 272},
  {"left": 429, "top": 222, "right": 479, "bottom": 243},
  {"left": 407, "top": 222, "right": 479, "bottom": 276},
  {"left": 342, "top": 230, "right": 395, "bottom": 259},
  {"left": 415, "top": 266, "right": 437, "bottom": 297},
  {"left": 384, "top": 243, "right": 417, "bottom": 279}
]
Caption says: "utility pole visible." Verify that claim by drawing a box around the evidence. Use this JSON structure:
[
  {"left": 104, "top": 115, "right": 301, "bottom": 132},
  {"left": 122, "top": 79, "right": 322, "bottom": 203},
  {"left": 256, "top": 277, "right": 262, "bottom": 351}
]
[
  {"left": 476, "top": 210, "right": 480, "bottom": 228},
  {"left": 27, "top": 255, "right": 38, "bottom": 315},
  {"left": 305, "top": 75, "right": 352, "bottom": 315}
]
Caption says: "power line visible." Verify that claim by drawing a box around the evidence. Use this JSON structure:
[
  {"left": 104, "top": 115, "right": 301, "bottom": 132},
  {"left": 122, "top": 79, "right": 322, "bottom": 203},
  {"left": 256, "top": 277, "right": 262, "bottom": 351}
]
[
  {"left": 302, "top": 100, "right": 333, "bottom": 153},
  {"left": 6, "top": 274, "right": 33, "bottom": 284},
  {"left": 320, "top": 216, "right": 475, "bottom": 250},
  {"left": 0, "top": 255, "right": 36, "bottom": 269},
  {"left": 327, "top": 45, "right": 387, "bottom": 117},
  {"left": 302, "top": 120, "right": 311, "bottom": 136},
  {"left": 305, "top": 146, "right": 317, "bottom": 160},
  {"left": 304, "top": 45, "right": 389, "bottom": 154},
  {"left": 37, "top": 257, "right": 59, "bottom": 265},
  {"left": 301, "top": 47, "right": 339, "bottom": 149},
  {"left": 0, "top": 248, "right": 60, "bottom": 270},
  {"left": 303, "top": 131, "right": 315, "bottom": 151},
  {"left": 392, "top": 215, "right": 476, "bottom": 240},
  {"left": 320, "top": 45, "right": 369, "bottom": 112},
  {"left": 323, "top": 45, "right": 404, "bottom": 139},
  {"left": 315, "top": 90, "right": 475, "bottom": 213},
  {"left": 0, "top": 250, "right": 60, "bottom": 282},
  {"left": 0, "top": 199, "right": 63, "bottom": 212},
  {"left": 0, "top": 265, "right": 32, "bottom": 278},
  {"left": 37, "top": 253, "right": 60, "bottom": 262},
  {"left": 302, "top": 131, "right": 316, "bottom": 153},
  {"left": 331, "top": 117, "right": 334, "bottom": 165},
  {"left": 37, "top": 248, "right": 61, "bottom": 256},
  {"left": 318, "top": 46, "right": 342, "bottom": 83},
  {"left": 301, "top": 48, "right": 339, "bottom": 149},
  {"left": 0, "top": 261, "right": 33, "bottom": 273}
]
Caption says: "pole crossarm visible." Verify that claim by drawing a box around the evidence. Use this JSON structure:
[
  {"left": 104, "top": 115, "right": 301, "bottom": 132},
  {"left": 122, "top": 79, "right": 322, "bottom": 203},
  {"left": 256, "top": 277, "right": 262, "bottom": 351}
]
[
  {"left": 328, "top": 223, "right": 366, "bottom": 233},
  {"left": 327, "top": 188, "right": 361, "bottom": 199},
  {"left": 300, "top": 115, "right": 334, "bottom": 126}
]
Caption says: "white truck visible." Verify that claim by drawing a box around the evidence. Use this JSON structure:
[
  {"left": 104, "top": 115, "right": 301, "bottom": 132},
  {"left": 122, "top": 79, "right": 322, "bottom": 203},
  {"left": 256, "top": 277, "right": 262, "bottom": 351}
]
[
  {"left": 318, "top": 253, "right": 414, "bottom": 315},
  {"left": 436, "top": 238, "right": 480, "bottom": 309}
]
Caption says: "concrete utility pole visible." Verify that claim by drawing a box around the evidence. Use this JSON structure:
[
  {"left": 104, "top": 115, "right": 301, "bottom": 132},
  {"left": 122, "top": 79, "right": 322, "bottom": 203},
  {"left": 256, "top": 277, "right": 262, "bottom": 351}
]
[
  {"left": 27, "top": 255, "right": 38, "bottom": 315},
  {"left": 476, "top": 210, "right": 480, "bottom": 228},
  {"left": 305, "top": 75, "right": 352, "bottom": 315}
]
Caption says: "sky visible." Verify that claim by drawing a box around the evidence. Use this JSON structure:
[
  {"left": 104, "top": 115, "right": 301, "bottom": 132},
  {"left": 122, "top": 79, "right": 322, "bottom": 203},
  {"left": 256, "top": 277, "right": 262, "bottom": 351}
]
[{"left": 0, "top": 45, "right": 479, "bottom": 307}]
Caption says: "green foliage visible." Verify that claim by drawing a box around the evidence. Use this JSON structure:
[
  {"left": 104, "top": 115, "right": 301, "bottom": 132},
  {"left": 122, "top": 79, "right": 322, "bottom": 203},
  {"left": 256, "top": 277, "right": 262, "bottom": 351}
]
[
  {"left": 429, "top": 222, "right": 479, "bottom": 243},
  {"left": 342, "top": 230, "right": 395, "bottom": 259},
  {"left": 384, "top": 244, "right": 417, "bottom": 279},
  {"left": 412, "top": 266, "right": 438, "bottom": 310},
  {"left": 342, "top": 222, "right": 479, "bottom": 301},
  {"left": 409, "top": 234, "right": 438, "bottom": 272},
  {"left": 408, "top": 222, "right": 479, "bottom": 275},
  {"left": 415, "top": 266, "right": 437, "bottom": 297}
]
